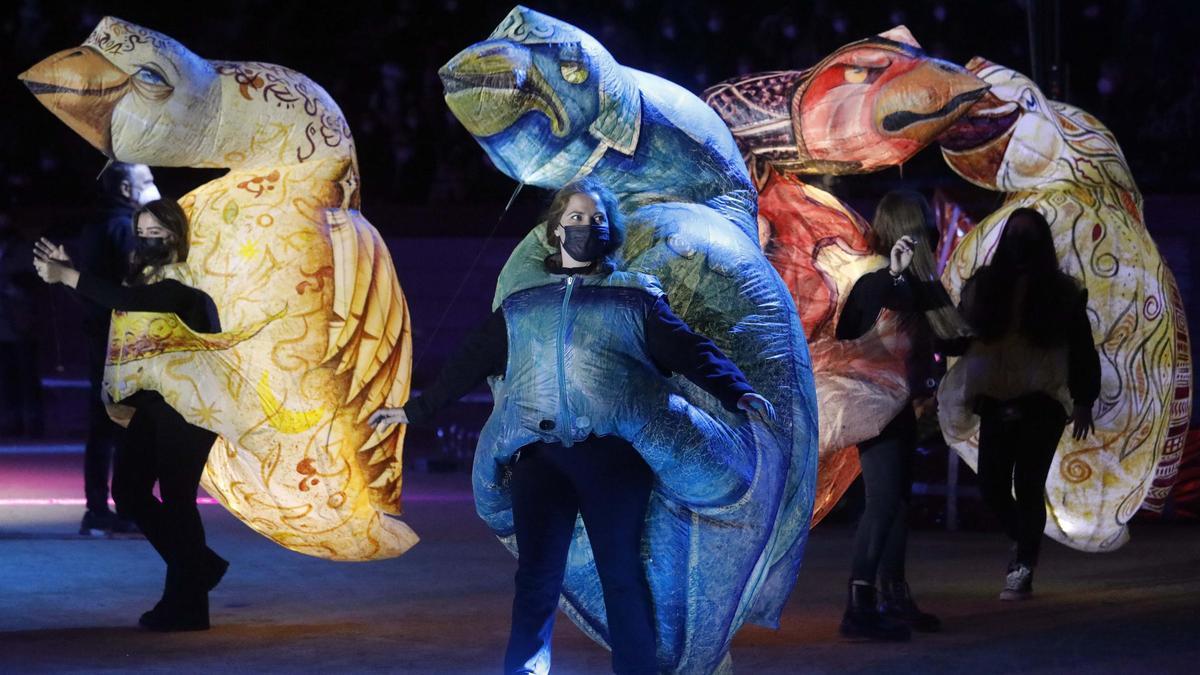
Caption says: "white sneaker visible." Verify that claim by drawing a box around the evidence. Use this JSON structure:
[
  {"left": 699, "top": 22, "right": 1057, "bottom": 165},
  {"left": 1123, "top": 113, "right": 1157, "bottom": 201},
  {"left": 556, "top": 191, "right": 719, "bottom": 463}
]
[{"left": 999, "top": 564, "right": 1033, "bottom": 601}]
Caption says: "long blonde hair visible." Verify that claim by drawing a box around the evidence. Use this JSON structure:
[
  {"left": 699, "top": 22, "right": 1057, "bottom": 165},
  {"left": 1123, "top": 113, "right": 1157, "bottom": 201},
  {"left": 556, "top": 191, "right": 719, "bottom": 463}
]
[{"left": 870, "top": 190, "right": 971, "bottom": 340}]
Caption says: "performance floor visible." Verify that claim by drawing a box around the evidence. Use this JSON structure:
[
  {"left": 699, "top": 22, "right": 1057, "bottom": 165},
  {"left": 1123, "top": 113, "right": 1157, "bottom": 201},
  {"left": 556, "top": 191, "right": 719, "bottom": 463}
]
[{"left": 1, "top": 448, "right": 1197, "bottom": 674}]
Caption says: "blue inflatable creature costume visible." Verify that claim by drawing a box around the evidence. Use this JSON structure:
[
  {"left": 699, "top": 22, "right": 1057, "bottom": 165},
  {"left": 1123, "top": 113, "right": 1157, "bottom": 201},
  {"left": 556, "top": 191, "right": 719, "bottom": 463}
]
[{"left": 440, "top": 7, "right": 818, "bottom": 673}]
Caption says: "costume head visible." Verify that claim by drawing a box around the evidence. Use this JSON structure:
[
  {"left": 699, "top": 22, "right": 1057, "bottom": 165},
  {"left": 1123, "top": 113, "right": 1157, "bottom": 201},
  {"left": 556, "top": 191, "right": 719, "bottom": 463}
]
[
  {"left": 440, "top": 7, "right": 639, "bottom": 187},
  {"left": 705, "top": 26, "right": 987, "bottom": 184}
]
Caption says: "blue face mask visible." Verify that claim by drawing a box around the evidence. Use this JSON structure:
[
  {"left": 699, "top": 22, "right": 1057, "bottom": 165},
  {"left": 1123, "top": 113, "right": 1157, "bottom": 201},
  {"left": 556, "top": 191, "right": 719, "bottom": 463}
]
[{"left": 561, "top": 223, "right": 610, "bottom": 262}]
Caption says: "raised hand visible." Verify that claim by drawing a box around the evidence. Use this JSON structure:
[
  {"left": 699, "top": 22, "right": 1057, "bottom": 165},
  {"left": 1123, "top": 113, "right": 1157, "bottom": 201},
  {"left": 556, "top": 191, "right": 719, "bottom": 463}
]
[
  {"left": 34, "top": 237, "right": 72, "bottom": 266},
  {"left": 889, "top": 235, "right": 916, "bottom": 276}
]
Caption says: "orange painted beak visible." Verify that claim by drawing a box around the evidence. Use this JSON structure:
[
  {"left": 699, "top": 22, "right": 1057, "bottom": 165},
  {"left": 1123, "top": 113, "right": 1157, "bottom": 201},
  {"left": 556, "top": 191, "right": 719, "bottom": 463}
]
[
  {"left": 875, "top": 60, "right": 988, "bottom": 143},
  {"left": 19, "top": 46, "right": 130, "bottom": 157}
]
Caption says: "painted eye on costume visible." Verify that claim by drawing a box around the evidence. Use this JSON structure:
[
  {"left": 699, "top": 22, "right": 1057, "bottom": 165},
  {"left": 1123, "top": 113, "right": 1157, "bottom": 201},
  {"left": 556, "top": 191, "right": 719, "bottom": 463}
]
[
  {"left": 560, "top": 61, "right": 588, "bottom": 85},
  {"left": 135, "top": 65, "right": 168, "bottom": 86},
  {"left": 131, "top": 64, "right": 174, "bottom": 101},
  {"left": 841, "top": 64, "right": 886, "bottom": 85}
]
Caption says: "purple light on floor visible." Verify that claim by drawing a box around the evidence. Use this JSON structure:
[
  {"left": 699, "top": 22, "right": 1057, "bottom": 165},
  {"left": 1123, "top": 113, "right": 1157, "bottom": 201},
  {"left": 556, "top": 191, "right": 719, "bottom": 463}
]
[{"left": 0, "top": 498, "right": 220, "bottom": 506}]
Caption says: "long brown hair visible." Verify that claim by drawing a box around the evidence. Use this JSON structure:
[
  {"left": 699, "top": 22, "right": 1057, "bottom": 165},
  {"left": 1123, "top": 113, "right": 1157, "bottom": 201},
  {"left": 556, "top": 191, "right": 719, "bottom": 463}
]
[
  {"left": 127, "top": 198, "right": 190, "bottom": 286},
  {"left": 542, "top": 177, "right": 625, "bottom": 273},
  {"left": 870, "top": 190, "right": 971, "bottom": 340},
  {"left": 965, "top": 208, "right": 1082, "bottom": 347}
]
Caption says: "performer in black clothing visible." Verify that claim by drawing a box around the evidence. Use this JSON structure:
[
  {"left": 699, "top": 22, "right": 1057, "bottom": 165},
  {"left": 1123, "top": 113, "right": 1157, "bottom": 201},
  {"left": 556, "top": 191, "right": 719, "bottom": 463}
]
[
  {"left": 35, "top": 199, "right": 227, "bottom": 632},
  {"left": 950, "top": 208, "right": 1100, "bottom": 601},
  {"left": 370, "top": 179, "right": 772, "bottom": 675},
  {"left": 78, "top": 162, "right": 157, "bottom": 536},
  {"left": 835, "top": 191, "right": 972, "bottom": 641}
]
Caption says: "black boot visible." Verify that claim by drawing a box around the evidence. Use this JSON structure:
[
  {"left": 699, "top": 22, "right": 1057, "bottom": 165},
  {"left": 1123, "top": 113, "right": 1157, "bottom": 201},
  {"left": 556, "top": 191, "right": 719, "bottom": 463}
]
[
  {"left": 139, "top": 566, "right": 210, "bottom": 632},
  {"left": 839, "top": 581, "right": 910, "bottom": 642},
  {"left": 878, "top": 579, "right": 941, "bottom": 632}
]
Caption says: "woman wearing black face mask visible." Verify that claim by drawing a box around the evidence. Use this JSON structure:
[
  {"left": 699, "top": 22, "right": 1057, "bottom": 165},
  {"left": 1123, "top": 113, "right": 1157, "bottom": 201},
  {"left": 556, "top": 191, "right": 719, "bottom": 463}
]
[
  {"left": 368, "top": 178, "right": 773, "bottom": 675},
  {"left": 943, "top": 208, "right": 1100, "bottom": 601},
  {"left": 34, "top": 199, "right": 226, "bottom": 631}
]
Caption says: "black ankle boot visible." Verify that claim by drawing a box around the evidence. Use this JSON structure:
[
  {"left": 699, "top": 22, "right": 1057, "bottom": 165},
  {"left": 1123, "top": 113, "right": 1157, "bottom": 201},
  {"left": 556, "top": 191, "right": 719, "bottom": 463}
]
[
  {"left": 139, "top": 566, "right": 210, "bottom": 632},
  {"left": 878, "top": 579, "right": 941, "bottom": 632},
  {"left": 839, "top": 582, "right": 910, "bottom": 642},
  {"left": 138, "top": 592, "right": 209, "bottom": 632}
]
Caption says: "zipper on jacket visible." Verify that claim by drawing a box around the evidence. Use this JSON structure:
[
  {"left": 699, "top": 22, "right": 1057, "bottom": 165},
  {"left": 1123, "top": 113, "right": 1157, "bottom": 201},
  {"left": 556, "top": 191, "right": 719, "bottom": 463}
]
[{"left": 557, "top": 275, "right": 575, "bottom": 447}]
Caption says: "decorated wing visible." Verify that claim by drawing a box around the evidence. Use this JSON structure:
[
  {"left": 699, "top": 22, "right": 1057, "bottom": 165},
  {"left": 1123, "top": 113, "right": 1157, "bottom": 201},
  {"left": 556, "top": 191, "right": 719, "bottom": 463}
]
[
  {"left": 20, "top": 17, "right": 416, "bottom": 560},
  {"left": 936, "top": 58, "right": 1192, "bottom": 550},
  {"left": 704, "top": 28, "right": 986, "bottom": 523},
  {"left": 443, "top": 7, "right": 817, "bottom": 673}
]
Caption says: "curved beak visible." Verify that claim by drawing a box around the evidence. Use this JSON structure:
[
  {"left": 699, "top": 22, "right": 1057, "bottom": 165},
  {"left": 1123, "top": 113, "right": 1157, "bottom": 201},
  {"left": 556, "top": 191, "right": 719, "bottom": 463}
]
[
  {"left": 875, "top": 59, "right": 988, "bottom": 142},
  {"left": 440, "top": 40, "right": 567, "bottom": 138},
  {"left": 19, "top": 46, "right": 130, "bottom": 156}
]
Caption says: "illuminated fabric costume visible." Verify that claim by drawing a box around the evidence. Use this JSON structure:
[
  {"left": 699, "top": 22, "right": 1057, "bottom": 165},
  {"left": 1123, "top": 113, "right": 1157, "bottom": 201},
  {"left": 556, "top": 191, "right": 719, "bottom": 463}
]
[
  {"left": 440, "top": 7, "right": 818, "bottom": 673},
  {"left": 20, "top": 17, "right": 415, "bottom": 560},
  {"left": 936, "top": 58, "right": 1192, "bottom": 549},
  {"left": 704, "top": 27, "right": 986, "bottom": 522}
]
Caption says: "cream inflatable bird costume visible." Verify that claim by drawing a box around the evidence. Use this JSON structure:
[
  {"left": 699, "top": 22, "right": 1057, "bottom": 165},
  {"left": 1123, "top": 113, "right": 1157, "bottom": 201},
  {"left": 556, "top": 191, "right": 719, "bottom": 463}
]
[{"left": 20, "top": 17, "right": 416, "bottom": 560}]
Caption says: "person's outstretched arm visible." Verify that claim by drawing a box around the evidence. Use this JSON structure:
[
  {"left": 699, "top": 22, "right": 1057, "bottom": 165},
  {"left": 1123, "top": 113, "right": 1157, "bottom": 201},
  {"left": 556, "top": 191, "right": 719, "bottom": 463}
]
[
  {"left": 643, "top": 295, "right": 770, "bottom": 418},
  {"left": 1066, "top": 289, "right": 1101, "bottom": 439},
  {"left": 372, "top": 309, "right": 507, "bottom": 427}
]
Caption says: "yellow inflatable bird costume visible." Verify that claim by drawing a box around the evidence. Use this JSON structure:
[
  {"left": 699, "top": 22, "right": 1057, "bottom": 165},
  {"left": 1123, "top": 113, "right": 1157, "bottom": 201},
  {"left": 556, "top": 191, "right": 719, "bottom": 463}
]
[{"left": 20, "top": 17, "right": 416, "bottom": 560}]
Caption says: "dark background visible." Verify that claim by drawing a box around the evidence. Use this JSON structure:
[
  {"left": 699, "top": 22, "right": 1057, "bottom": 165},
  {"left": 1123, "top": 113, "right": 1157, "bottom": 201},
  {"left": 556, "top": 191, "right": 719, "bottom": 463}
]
[{"left": 3, "top": 0, "right": 1199, "bottom": 233}]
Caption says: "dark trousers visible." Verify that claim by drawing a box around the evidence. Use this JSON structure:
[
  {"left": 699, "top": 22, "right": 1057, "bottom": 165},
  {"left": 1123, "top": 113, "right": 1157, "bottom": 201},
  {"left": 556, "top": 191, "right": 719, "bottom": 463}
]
[
  {"left": 112, "top": 391, "right": 219, "bottom": 588},
  {"left": 505, "top": 435, "right": 657, "bottom": 675},
  {"left": 850, "top": 406, "right": 916, "bottom": 583},
  {"left": 976, "top": 393, "right": 1067, "bottom": 567},
  {"left": 84, "top": 336, "right": 122, "bottom": 512}
]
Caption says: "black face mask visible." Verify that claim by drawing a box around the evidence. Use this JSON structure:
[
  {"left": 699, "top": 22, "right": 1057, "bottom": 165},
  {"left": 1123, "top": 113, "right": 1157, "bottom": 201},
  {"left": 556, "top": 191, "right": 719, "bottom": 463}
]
[
  {"left": 136, "top": 237, "right": 173, "bottom": 265},
  {"left": 560, "top": 224, "right": 610, "bottom": 263}
]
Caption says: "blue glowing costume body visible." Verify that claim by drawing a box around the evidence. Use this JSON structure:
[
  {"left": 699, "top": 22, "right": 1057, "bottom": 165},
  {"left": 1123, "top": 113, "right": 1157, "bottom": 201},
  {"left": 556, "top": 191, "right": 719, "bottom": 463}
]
[{"left": 441, "top": 7, "right": 818, "bottom": 672}]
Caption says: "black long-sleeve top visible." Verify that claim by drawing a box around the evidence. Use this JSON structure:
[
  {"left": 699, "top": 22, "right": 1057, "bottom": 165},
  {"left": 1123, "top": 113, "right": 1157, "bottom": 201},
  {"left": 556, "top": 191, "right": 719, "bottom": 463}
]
[
  {"left": 403, "top": 294, "right": 755, "bottom": 426},
  {"left": 836, "top": 268, "right": 916, "bottom": 341},
  {"left": 75, "top": 272, "right": 221, "bottom": 334}
]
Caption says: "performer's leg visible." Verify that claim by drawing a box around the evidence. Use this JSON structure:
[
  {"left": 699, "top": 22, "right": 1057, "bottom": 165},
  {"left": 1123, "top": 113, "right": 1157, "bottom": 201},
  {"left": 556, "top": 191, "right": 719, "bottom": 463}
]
[
  {"left": 152, "top": 404, "right": 219, "bottom": 590},
  {"left": 873, "top": 410, "right": 940, "bottom": 631},
  {"left": 112, "top": 405, "right": 169, "bottom": 562},
  {"left": 850, "top": 432, "right": 905, "bottom": 583},
  {"left": 842, "top": 421, "right": 911, "bottom": 641},
  {"left": 504, "top": 443, "right": 579, "bottom": 675},
  {"left": 1011, "top": 397, "right": 1066, "bottom": 568},
  {"left": 874, "top": 408, "right": 917, "bottom": 583},
  {"left": 572, "top": 436, "right": 656, "bottom": 675},
  {"left": 976, "top": 408, "right": 1021, "bottom": 545}
]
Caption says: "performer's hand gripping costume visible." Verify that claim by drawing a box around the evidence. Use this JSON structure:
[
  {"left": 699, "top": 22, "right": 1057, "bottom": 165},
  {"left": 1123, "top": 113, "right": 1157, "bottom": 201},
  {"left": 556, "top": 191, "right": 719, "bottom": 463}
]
[
  {"left": 703, "top": 27, "right": 987, "bottom": 522},
  {"left": 936, "top": 58, "right": 1192, "bottom": 550},
  {"left": 440, "top": 7, "right": 818, "bottom": 673},
  {"left": 21, "top": 17, "right": 416, "bottom": 560}
]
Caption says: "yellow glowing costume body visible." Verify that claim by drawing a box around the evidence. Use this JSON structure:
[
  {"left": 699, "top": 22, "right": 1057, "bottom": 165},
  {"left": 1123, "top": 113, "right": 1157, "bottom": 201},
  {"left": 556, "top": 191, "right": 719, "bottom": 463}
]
[
  {"left": 21, "top": 17, "right": 415, "bottom": 560},
  {"left": 937, "top": 58, "right": 1192, "bottom": 550}
]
